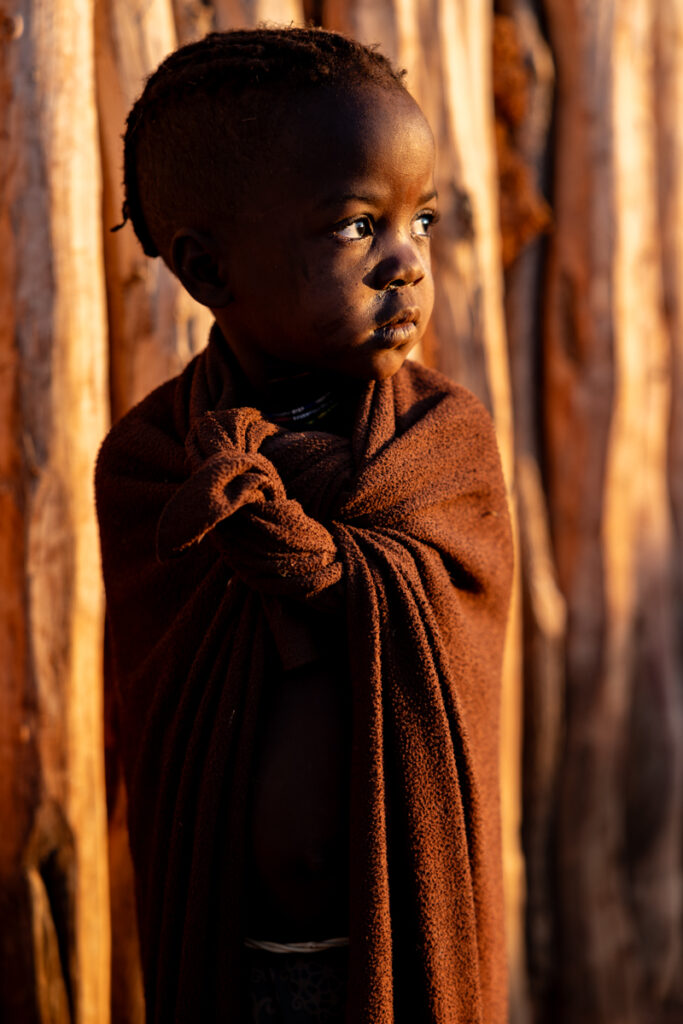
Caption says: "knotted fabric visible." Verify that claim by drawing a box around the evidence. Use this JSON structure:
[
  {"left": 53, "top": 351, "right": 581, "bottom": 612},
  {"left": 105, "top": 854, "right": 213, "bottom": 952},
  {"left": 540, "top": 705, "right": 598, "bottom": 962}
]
[{"left": 95, "top": 325, "right": 513, "bottom": 1023}]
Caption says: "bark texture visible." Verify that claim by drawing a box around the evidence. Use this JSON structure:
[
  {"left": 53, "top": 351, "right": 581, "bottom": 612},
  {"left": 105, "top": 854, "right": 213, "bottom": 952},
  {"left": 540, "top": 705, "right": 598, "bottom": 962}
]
[
  {"left": 0, "top": 1, "right": 110, "bottom": 1021},
  {"left": 541, "top": 1, "right": 683, "bottom": 1020}
]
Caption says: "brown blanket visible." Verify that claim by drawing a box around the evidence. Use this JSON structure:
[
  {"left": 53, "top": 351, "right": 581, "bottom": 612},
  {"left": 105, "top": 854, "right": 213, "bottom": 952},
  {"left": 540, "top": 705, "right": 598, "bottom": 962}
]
[{"left": 95, "top": 324, "right": 513, "bottom": 1023}]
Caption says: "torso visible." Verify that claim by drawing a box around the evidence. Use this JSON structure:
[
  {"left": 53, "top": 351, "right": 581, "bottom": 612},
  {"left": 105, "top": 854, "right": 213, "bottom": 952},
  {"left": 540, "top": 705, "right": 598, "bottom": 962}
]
[
  {"left": 245, "top": 397, "right": 355, "bottom": 943},
  {"left": 245, "top": 655, "right": 351, "bottom": 941}
]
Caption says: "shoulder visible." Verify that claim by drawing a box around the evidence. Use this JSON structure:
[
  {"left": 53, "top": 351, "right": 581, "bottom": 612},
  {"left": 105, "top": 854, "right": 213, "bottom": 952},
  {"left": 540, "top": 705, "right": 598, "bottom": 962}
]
[
  {"left": 393, "top": 361, "right": 508, "bottom": 513},
  {"left": 96, "top": 376, "right": 180, "bottom": 492},
  {"left": 95, "top": 349, "right": 206, "bottom": 494},
  {"left": 396, "top": 358, "right": 498, "bottom": 440}
]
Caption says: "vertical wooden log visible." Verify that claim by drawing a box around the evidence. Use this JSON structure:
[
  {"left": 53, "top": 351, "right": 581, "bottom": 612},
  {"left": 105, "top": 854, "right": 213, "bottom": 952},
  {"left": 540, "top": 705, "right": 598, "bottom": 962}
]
[
  {"left": 656, "top": 3, "right": 683, "bottom": 609},
  {"left": 543, "top": 1, "right": 682, "bottom": 1019},
  {"left": 0, "top": 0, "right": 110, "bottom": 1021},
  {"left": 655, "top": 10, "right": 683, "bottom": 1019},
  {"left": 214, "top": 0, "right": 303, "bottom": 30},
  {"left": 494, "top": 3, "right": 561, "bottom": 1017},
  {"left": 541, "top": 5, "right": 622, "bottom": 1014},
  {"left": 171, "top": 0, "right": 215, "bottom": 45},
  {"left": 95, "top": 0, "right": 213, "bottom": 424},
  {"left": 609, "top": 1, "right": 681, "bottom": 1006}
]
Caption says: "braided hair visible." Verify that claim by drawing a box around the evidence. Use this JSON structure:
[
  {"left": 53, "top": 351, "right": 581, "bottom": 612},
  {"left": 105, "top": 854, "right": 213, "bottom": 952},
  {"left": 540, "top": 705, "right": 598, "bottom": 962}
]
[{"left": 120, "top": 27, "right": 407, "bottom": 262}]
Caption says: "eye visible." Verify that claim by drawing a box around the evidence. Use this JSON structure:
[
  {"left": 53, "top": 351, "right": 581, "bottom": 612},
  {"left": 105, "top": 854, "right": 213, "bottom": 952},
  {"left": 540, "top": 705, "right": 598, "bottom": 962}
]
[
  {"left": 413, "top": 210, "right": 439, "bottom": 237},
  {"left": 335, "top": 216, "right": 374, "bottom": 240}
]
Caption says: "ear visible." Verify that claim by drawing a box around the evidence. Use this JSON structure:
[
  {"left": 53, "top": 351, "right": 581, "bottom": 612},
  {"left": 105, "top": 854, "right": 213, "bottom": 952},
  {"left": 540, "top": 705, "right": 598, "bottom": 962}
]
[{"left": 170, "top": 229, "right": 234, "bottom": 308}]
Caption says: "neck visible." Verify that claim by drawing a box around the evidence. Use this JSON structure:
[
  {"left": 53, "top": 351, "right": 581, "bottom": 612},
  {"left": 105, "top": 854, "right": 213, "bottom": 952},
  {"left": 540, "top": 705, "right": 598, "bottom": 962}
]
[
  {"left": 267, "top": 389, "right": 341, "bottom": 429},
  {"left": 210, "top": 320, "right": 362, "bottom": 432},
  {"left": 258, "top": 369, "right": 335, "bottom": 410}
]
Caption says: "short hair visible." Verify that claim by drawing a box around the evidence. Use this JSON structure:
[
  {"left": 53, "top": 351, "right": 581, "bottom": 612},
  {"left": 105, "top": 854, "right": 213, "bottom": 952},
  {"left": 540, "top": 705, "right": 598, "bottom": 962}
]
[{"left": 120, "top": 27, "right": 407, "bottom": 262}]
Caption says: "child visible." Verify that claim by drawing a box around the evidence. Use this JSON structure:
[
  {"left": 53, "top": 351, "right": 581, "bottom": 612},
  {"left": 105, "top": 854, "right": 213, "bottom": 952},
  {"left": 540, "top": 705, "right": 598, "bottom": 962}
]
[{"left": 96, "top": 27, "right": 513, "bottom": 1024}]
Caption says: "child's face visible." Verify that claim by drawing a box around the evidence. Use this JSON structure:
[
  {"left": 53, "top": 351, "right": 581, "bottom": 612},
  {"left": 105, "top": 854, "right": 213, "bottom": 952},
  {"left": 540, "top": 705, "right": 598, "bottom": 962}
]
[{"left": 211, "top": 84, "right": 437, "bottom": 388}]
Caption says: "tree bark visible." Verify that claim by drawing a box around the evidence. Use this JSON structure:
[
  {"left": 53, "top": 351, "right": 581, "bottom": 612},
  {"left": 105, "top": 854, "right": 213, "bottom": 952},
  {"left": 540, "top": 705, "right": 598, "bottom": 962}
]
[
  {"left": 542, "top": 1, "right": 683, "bottom": 1020},
  {"left": 214, "top": 0, "right": 302, "bottom": 30},
  {"left": 0, "top": 1, "right": 110, "bottom": 1021},
  {"left": 95, "top": 0, "right": 213, "bottom": 424},
  {"left": 655, "top": 9, "right": 683, "bottom": 1014},
  {"left": 493, "top": 4, "right": 562, "bottom": 1018}
]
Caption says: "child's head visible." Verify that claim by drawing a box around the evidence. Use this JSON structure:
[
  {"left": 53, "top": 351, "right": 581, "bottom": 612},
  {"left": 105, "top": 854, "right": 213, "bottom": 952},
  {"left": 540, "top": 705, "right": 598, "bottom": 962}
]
[{"left": 123, "top": 27, "right": 437, "bottom": 387}]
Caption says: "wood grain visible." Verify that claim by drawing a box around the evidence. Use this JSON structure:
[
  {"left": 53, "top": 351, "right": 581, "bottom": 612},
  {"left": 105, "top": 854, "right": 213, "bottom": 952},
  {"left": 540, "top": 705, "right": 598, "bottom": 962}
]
[{"left": 0, "top": 0, "right": 110, "bottom": 1019}]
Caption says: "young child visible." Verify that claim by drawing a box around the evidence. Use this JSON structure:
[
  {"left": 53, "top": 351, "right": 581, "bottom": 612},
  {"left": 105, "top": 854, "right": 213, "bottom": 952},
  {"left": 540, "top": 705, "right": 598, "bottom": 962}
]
[{"left": 95, "top": 27, "right": 513, "bottom": 1024}]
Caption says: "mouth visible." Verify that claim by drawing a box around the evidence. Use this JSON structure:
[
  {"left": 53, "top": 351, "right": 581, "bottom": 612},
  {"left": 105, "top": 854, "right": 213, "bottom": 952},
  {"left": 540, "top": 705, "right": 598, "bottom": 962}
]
[{"left": 373, "top": 306, "right": 421, "bottom": 348}]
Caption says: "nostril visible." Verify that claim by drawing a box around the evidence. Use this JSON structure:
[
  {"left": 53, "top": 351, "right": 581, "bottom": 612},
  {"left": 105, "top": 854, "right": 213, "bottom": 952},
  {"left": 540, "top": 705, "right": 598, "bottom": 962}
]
[{"left": 371, "top": 250, "right": 424, "bottom": 292}]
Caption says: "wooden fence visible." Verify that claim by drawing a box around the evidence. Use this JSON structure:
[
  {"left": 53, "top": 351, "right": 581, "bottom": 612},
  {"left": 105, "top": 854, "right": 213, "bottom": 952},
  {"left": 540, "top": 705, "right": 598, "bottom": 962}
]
[{"left": 1, "top": 1, "right": 681, "bottom": 1021}]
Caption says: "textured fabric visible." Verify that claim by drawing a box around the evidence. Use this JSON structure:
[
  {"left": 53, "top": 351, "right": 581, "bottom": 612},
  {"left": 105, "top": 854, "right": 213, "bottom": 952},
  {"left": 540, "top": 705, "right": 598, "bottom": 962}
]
[{"left": 95, "top": 324, "right": 514, "bottom": 1023}]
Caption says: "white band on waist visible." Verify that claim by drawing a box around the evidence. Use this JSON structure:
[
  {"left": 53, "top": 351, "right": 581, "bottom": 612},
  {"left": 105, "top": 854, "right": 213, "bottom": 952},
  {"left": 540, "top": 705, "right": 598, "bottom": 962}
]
[{"left": 244, "top": 937, "right": 350, "bottom": 954}]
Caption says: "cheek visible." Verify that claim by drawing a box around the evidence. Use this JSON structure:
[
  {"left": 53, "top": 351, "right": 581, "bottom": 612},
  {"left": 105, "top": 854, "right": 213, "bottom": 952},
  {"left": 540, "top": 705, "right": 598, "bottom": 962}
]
[
  {"left": 300, "top": 256, "right": 366, "bottom": 313},
  {"left": 286, "top": 243, "right": 349, "bottom": 302},
  {"left": 303, "top": 276, "right": 368, "bottom": 339},
  {"left": 306, "top": 238, "right": 368, "bottom": 285}
]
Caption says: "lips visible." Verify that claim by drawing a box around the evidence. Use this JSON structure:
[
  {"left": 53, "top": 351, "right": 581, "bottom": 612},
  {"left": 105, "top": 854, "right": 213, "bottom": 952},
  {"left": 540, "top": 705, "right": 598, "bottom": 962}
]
[
  {"left": 373, "top": 306, "right": 421, "bottom": 349},
  {"left": 376, "top": 306, "right": 421, "bottom": 330}
]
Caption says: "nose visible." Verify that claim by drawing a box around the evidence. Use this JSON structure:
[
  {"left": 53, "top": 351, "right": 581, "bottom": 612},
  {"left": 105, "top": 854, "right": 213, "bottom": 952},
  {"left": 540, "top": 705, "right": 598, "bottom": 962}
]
[{"left": 371, "top": 237, "right": 425, "bottom": 292}]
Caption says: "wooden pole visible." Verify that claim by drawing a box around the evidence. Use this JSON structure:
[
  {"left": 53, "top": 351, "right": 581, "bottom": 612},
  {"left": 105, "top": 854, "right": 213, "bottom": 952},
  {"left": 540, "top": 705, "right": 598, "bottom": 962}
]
[
  {"left": 95, "top": 0, "right": 213, "bottom": 424},
  {"left": 543, "top": 1, "right": 683, "bottom": 1019},
  {"left": 655, "top": 10, "right": 683, "bottom": 1015},
  {"left": 0, "top": 0, "right": 110, "bottom": 1020}
]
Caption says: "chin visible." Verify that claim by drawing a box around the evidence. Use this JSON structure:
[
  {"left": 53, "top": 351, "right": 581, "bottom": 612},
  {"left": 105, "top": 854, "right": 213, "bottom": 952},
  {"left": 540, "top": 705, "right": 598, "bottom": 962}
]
[
  {"left": 335, "top": 339, "right": 418, "bottom": 382},
  {"left": 368, "top": 345, "right": 415, "bottom": 381}
]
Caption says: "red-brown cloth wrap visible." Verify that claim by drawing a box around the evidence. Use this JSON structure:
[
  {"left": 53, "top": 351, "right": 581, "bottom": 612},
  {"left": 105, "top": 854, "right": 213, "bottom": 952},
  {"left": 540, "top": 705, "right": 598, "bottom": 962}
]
[{"left": 95, "top": 325, "right": 513, "bottom": 1023}]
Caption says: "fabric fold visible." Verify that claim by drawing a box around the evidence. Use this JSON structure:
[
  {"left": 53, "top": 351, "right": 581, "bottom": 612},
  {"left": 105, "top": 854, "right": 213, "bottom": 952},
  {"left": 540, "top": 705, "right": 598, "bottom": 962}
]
[{"left": 156, "top": 406, "right": 342, "bottom": 598}]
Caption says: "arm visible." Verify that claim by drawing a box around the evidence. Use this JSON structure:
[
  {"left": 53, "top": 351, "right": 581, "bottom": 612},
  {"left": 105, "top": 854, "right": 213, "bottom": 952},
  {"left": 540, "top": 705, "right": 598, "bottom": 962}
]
[{"left": 155, "top": 406, "right": 342, "bottom": 600}]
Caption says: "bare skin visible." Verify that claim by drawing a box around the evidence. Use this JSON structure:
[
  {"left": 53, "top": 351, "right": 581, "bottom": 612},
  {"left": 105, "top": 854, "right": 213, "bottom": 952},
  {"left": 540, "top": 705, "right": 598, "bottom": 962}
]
[{"left": 171, "top": 83, "right": 437, "bottom": 940}]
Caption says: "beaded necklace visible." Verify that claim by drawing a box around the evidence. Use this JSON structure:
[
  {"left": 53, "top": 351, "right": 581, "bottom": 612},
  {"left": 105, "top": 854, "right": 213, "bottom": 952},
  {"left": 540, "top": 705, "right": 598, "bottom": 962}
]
[{"left": 267, "top": 390, "right": 341, "bottom": 429}]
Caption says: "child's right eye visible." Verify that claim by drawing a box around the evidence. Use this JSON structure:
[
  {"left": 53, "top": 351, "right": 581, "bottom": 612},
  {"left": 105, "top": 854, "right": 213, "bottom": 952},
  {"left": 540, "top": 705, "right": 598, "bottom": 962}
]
[{"left": 335, "top": 217, "right": 374, "bottom": 240}]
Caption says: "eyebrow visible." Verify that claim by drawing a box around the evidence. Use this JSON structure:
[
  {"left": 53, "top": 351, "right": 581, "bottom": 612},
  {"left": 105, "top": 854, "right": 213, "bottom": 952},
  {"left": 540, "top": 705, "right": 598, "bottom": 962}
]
[{"left": 318, "top": 189, "right": 438, "bottom": 209}]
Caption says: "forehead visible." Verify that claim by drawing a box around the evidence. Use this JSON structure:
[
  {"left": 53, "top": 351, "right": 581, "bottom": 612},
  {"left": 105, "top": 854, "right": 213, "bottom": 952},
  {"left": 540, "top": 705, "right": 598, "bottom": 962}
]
[{"left": 263, "top": 85, "right": 435, "bottom": 209}]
